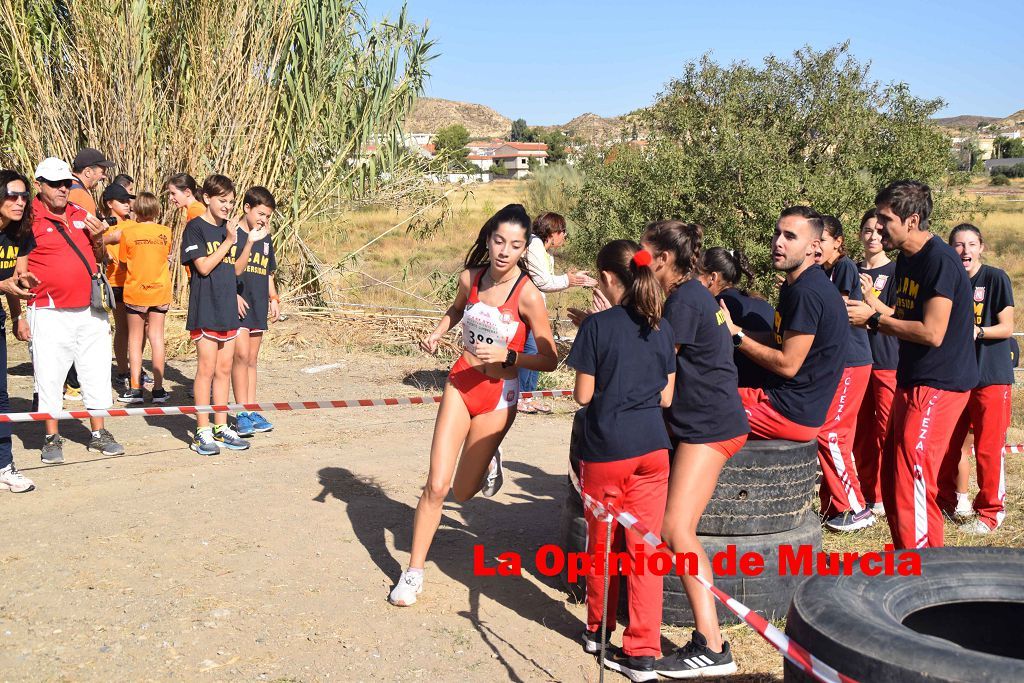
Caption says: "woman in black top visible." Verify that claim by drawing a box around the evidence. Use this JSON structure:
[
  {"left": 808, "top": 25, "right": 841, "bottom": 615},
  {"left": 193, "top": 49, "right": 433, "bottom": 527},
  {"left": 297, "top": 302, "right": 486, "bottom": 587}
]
[
  {"left": 940, "top": 224, "right": 1015, "bottom": 534},
  {"left": 641, "top": 221, "right": 746, "bottom": 678},
  {"left": 0, "top": 170, "right": 39, "bottom": 492},
  {"left": 813, "top": 216, "right": 875, "bottom": 532},
  {"left": 855, "top": 208, "right": 899, "bottom": 515},
  {"left": 698, "top": 247, "right": 775, "bottom": 388}
]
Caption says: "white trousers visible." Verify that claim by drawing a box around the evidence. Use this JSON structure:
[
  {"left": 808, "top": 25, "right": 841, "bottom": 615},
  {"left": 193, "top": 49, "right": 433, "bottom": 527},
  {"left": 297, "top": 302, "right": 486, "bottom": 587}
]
[{"left": 28, "top": 306, "right": 113, "bottom": 414}]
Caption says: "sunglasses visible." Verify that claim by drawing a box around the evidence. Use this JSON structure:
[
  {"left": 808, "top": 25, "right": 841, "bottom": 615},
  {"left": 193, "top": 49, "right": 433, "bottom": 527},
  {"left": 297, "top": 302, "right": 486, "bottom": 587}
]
[
  {"left": 40, "top": 179, "right": 72, "bottom": 189},
  {"left": 3, "top": 191, "right": 29, "bottom": 200}
]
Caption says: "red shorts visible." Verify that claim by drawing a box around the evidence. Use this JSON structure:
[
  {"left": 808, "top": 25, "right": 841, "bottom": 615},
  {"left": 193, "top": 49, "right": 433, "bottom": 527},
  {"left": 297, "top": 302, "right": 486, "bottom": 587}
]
[
  {"left": 190, "top": 328, "right": 239, "bottom": 343},
  {"left": 707, "top": 434, "right": 748, "bottom": 458},
  {"left": 448, "top": 356, "right": 519, "bottom": 418},
  {"left": 737, "top": 387, "right": 820, "bottom": 442}
]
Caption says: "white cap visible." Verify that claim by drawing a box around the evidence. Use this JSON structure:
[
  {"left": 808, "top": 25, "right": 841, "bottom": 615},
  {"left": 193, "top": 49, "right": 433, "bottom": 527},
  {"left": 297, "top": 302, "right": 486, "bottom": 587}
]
[{"left": 34, "top": 157, "right": 75, "bottom": 182}]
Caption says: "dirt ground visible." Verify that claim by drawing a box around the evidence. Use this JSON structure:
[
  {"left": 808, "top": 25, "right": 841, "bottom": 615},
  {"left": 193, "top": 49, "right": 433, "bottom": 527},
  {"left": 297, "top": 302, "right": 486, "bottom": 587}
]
[{"left": 0, "top": 329, "right": 785, "bottom": 683}]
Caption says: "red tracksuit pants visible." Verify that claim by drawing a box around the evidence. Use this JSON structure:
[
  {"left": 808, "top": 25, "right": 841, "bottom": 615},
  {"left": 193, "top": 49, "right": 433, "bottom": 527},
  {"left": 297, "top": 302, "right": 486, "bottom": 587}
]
[
  {"left": 581, "top": 450, "right": 669, "bottom": 658},
  {"left": 937, "top": 385, "right": 1011, "bottom": 530},
  {"left": 817, "top": 365, "right": 871, "bottom": 517},
  {"left": 852, "top": 368, "right": 897, "bottom": 506},
  {"left": 881, "top": 386, "right": 970, "bottom": 549}
]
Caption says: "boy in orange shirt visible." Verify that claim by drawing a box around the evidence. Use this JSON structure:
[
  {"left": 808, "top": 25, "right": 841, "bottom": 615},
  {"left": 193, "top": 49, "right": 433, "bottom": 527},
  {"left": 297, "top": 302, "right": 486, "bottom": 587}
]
[{"left": 116, "top": 192, "right": 171, "bottom": 403}]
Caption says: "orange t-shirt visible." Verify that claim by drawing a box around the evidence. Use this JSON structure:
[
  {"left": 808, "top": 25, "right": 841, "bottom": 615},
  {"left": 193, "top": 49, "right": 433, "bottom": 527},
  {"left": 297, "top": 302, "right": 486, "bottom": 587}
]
[
  {"left": 186, "top": 201, "right": 205, "bottom": 222},
  {"left": 118, "top": 221, "right": 172, "bottom": 307},
  {"left": 105, "top": 218, "right": 133, "bottom": 287},
  {"left": 68, "top": 183, "right": 97, "bottom": 215}
]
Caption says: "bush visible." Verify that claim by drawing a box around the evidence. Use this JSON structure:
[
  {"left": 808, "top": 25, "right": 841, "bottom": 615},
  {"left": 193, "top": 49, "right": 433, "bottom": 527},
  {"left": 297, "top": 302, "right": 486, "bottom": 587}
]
[
  {"left": 568, "top": 44, "right": 971, "bottom": 294},
  {"left": 991, "top": 163, "right": 1024, "bottom": 179},
  {"left": 991, "top": 174, "right": 1011, "bottom": 186}
]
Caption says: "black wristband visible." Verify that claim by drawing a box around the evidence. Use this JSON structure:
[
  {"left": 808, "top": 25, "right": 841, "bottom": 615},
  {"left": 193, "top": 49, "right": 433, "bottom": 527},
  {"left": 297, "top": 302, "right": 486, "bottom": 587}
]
[{"left": 502, "top": 349, "right": 518, "bottom": 368}]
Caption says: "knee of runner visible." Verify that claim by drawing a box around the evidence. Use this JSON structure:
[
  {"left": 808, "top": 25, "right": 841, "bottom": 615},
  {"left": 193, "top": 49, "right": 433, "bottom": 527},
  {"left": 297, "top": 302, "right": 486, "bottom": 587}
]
[{"left": 423, "top": 479, "right": 450, "bottom": 503}]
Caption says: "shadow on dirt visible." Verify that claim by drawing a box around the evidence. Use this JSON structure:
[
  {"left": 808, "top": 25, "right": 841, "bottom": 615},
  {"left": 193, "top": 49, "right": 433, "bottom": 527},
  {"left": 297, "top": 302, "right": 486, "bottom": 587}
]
[
  {"left": 402, "top": 369, "right": 448, "bottom": 392},
  {"left": 313, "top": 458, "right": 581, "bottom": 682}
]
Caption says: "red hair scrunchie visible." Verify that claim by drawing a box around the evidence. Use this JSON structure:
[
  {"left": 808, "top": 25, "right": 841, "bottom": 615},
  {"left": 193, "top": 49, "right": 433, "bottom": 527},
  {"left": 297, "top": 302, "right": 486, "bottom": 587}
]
[{"left": 632, "top": 250, "right": 652, "bottom": 267}]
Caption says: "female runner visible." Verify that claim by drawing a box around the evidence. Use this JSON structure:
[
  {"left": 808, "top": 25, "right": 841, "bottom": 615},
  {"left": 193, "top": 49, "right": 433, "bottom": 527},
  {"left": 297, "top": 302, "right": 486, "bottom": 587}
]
[
  {"left": 854, "top": 209, "right": 899, "bottom": 515},
  {"left": 939, "top": 223, "right": 1014, "bottom": 533},
  {"left": 641, "top": 221, "right": 746, "bottom": 679},
  {"left": 814, "top": 216, "right": 874, "bottom": 532},
  {"left": 389, "top": 203, "right": 557, "bottom": 606}
]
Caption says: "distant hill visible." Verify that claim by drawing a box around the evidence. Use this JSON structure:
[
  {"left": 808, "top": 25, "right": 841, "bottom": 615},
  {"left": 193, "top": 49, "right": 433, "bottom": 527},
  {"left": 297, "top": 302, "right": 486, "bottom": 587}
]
[
  {"left": 405, "top": 98, "right": 511, "bottom": 139},
  {"left": 535, "top": 113, "right": 627, "bottom": 144},
  {"left": 997, "top": 109, "right": 1024, "bottom": 128},
  {"left": 931, "top": 114, "right": 1001, "bottom": 130}
]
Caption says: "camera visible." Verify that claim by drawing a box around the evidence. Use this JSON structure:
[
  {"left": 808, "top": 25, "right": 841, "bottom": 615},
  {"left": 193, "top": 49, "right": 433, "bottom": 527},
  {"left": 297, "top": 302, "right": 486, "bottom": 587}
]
[{"left": 103, "top": 216, "right": 118, "bottom": 227}]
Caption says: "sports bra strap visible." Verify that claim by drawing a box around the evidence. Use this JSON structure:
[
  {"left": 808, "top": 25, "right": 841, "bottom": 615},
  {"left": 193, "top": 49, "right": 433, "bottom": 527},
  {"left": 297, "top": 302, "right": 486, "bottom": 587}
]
[
  {"left": 504, "top": 272, "right": 530, "bottom": 305},
  {"left": 468, "top": 267, "right": 487, "bottom": 302}
]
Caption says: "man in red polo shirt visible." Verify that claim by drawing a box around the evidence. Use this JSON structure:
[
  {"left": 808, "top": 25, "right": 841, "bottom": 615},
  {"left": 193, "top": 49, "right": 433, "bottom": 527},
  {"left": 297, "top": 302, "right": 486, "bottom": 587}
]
[{"left": 20, "top": 157, "right": 123, "bottom": 463}]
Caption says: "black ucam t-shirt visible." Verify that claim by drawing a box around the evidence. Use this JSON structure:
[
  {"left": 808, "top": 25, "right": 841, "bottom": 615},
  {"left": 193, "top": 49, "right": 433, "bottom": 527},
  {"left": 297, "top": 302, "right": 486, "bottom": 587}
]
[
  {"left": 235, "top": 228, "right": 277, "bottom": 331},
  {"left": 825, "top": 257, "right": 873, "bottom": 368},
  {"left": 0, "top": 227, "right": 31, "bottom": 322},
  {"left": 180, "top": 217, "right": 240, "bottom": 332},
  {"left": 892, "top": 234, "right": 978, "bottom": 391},
  {"left": 717, "top": 287, "right": 775, "bottom": 389},
  {"left": 566, "top": 305, "right": 675, "bottom": 462},
  {"left": 970, "top": 264, "right": 1014, "bottom": 387},
  {"left": 859, "top": 260, "right": 899, "bottom": 370},
  {"left": 765, "top": 265, "right": 848, "bottom": 427},
  {"left": 663, "top": 279, "right": 749, "bottom": 443}
]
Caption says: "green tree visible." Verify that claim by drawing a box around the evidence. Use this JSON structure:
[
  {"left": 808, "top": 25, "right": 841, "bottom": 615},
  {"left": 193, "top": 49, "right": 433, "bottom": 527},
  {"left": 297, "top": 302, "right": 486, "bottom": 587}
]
[
  {"left": 541, "top": 130, "right": 569, "bottom": 163},
  {"left": 433, "top": 124, "right": 470, "bottom": 166},
  {"left": 995, "top": 136, "right": 1024, "bottom": 159},
  {"left": 569, "top": 43, "right": 968, "bottom": 294},
  {"left": 510, "top": 118, "right": 536, "bottom": 142}
]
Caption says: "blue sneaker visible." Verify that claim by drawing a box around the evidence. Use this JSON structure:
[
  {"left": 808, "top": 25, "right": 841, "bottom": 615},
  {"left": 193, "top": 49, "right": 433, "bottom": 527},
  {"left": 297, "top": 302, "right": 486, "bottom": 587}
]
[
  {"left": 235, "top": 412, "right": 255, "bottom": 437},
  {"left": 214, "top": 426, "right": 250, "bottom": 450},
  {"left": 249, "top": 412, "right": 274, "bottom": 433},
  {"left": 190, "top": 429, "right": 220, "bottom": 456}
]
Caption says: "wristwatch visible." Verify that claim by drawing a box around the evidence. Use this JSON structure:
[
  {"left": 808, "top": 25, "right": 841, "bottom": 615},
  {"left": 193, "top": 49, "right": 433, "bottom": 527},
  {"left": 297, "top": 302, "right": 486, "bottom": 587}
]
[
  {"left": 867, "top": 312, "right": 882, "bottom": 331},
  {"left": 732, "top": 330, "right": 746, "bottom": 348},
  {"left": 502, "top": 349, "right": 518, "bottom": 368},
  {"left": 977, "top": 326, "right": 985, "bottom": 339}
]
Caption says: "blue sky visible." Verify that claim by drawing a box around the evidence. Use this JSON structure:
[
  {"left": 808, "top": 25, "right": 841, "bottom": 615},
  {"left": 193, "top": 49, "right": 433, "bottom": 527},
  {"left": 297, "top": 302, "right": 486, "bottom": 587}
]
[{"left": 366, "top": 0, "right": 1020, "bottom": 125}]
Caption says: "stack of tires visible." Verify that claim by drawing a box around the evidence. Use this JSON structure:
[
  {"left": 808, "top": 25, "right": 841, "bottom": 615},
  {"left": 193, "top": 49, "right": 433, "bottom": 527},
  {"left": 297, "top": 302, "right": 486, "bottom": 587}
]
[{"left": 558, "top": 407, "right": 822, "bottom": 625}]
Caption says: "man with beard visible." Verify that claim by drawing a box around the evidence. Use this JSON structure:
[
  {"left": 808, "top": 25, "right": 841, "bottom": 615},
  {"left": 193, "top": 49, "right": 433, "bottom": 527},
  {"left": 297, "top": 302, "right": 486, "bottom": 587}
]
[
  {"left": 848, "top": 180, "right": 977, "bottom": 548},
  {"left": 721, "top": 206, "right": 848, "bottom": 443}
]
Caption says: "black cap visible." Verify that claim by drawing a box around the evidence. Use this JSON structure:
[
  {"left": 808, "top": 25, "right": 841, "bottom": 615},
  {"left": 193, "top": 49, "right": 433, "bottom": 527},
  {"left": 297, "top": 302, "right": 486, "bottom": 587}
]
[
  {"left": 101, "top": 183, "right": 135, "bottom": 203},
  {"left": 72, "top": 148, "right": 115, "bottom": 172}
]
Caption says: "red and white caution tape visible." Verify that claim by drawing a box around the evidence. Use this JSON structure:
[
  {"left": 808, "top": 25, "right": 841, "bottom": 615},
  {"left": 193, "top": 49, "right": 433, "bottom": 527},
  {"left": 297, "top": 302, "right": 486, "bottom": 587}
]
[
  {"left": 0, "top": 389, "right": 575, "bottom": 423},
  {"left": 568, "top": 469, "right": 858, "bottom": 683}
]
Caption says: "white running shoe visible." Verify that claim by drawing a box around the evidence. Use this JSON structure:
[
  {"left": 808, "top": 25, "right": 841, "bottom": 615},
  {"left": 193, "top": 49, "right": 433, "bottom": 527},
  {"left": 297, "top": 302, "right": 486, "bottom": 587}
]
[
  {"left": 389, "top": 570, "right": 424, "bottom": 606},
  {"left": 954, "top": 494, "right": 975, "bottom": 519},
  {"left": 0, "top": 463, "right": 35, "bottom": 493},
  {"left": 480, "top": 447, "right": 503, "bottom": 497},
  {"left": 959, "top": 518, "right": 993, "bottom": 535}
]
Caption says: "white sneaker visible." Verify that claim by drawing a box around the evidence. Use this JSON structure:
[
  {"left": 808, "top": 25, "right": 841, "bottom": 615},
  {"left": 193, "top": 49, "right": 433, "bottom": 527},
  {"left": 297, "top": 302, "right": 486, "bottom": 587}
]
[
  {"left": 389, "top": 570, "right": 424, "bottom": 606},
  {"left": 954, "top": 494, "right": 975, "bottom": 519},
  {"left": 480, "top": 447, "right": 503, "bottom": 497},
  {"left": 0, "top": 463, "right": 35, "bottom": 493},
  {"left": 959, "top": 518, "right": 993, "bottom": 535}
]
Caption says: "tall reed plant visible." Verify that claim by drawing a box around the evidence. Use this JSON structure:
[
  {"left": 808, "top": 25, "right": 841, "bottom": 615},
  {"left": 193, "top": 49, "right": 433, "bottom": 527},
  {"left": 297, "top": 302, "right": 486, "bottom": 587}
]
[{"left": 0, "top": 0, "right": 442, "bottom": 299}]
